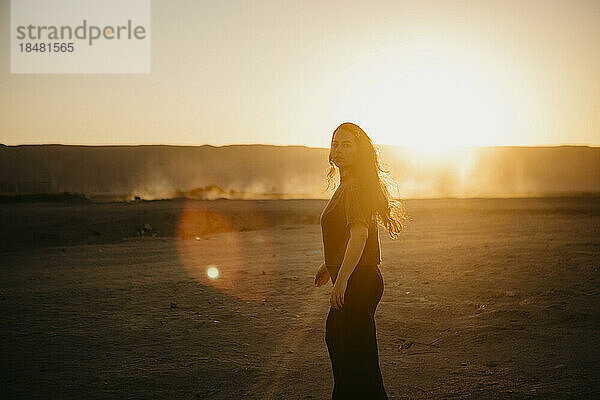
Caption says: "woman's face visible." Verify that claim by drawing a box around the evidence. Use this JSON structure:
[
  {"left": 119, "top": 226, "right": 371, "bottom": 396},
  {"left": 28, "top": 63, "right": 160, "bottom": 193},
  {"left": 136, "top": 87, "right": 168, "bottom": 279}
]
[{"left": 331, "top": 128, "right": 359, "bottom": 169}]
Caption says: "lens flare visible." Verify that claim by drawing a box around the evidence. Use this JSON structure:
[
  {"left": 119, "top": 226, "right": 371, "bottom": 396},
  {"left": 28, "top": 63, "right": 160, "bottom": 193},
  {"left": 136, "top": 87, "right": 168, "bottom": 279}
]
[
  {"left": 206, "top": 266, "right": 219, "bottom": 279},
  {"left": 175, "top": 200, "right": 277, "bottom": 303}
]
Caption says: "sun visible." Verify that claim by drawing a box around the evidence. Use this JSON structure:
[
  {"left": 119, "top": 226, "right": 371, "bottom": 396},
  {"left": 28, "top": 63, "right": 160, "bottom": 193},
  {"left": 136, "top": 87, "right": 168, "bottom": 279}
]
[
  {"left": 334, "top": 42, "right": 516, "bottom": 153},
  {"left": 371, "top": 59, "right": 503, "bottom": 150}
]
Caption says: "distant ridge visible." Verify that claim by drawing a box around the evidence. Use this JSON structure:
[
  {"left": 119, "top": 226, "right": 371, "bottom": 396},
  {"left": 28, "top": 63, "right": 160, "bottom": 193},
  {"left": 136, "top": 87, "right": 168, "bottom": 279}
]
[{"left": 0, "top": 144, "right": 598, "bottom": 200}]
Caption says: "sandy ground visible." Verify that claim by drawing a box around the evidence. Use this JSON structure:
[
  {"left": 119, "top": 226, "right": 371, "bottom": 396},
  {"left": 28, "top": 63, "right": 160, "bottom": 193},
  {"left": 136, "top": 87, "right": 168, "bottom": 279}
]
[{"left": 1, "top": 197, "right": 599, "bottom": 399}]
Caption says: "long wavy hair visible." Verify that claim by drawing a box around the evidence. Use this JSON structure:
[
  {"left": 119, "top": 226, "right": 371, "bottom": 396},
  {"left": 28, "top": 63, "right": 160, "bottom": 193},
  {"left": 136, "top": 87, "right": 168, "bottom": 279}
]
[{"left": 325, "top": 122, "right": 409, "bottom": 239}]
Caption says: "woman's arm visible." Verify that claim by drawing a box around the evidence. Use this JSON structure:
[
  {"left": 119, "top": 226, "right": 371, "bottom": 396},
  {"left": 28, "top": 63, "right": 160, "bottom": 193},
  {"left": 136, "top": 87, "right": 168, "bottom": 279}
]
[
  {"left": 337, "top": 223, "right": 368, "bottom": 282},
  {"left": 330, "top": 222, "right": 368, "bottom": 309}
]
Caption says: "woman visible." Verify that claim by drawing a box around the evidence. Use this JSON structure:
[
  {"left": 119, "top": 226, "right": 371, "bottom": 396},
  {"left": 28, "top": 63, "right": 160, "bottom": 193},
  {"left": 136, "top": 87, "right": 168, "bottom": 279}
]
[{"left": 314, "top": 122, "right": 408, "bottom": 400}]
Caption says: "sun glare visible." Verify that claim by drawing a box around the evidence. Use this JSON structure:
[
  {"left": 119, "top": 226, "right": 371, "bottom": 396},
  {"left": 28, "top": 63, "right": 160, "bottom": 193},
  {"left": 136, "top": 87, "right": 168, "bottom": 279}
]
[
  {"left": 406, "top": 143, "right": 458, "bottom": 157},
  {"left": 340, "top": 43, "right": 516, "bottom": 154}
]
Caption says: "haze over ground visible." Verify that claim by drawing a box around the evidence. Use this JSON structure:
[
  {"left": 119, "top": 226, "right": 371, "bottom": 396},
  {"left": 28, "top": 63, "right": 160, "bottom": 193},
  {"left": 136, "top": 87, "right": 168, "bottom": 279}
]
[{"left": 1, "top": 144, "right": 598, "bottom": 200}]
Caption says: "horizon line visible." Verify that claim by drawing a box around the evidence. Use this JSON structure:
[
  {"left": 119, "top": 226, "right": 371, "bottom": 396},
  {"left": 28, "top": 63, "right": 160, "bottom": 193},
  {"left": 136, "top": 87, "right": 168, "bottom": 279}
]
[{"left": 2, "top": 142, "right": 600, "bottom": 149}]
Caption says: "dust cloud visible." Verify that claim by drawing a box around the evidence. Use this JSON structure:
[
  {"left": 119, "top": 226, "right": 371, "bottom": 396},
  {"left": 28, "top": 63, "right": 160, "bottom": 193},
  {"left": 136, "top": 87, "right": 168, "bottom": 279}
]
[{"left": 0, "top": 144, "right": 598, "bottom": 201}]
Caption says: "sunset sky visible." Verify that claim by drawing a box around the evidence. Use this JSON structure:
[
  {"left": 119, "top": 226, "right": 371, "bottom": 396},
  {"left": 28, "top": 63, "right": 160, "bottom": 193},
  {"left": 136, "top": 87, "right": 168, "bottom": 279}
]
[{"left": 1, "top": 0, "right": 599, "bottom": 149}]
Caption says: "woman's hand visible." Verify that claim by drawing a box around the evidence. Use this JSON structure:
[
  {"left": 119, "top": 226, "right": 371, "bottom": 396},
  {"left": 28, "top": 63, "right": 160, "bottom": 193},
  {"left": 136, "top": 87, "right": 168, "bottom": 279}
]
[
  {"left": 314, "top": 262, "right": 330, "bottom": 287},
  {"left": 330, "top": 277, "right": 348, "bottom": 310}
]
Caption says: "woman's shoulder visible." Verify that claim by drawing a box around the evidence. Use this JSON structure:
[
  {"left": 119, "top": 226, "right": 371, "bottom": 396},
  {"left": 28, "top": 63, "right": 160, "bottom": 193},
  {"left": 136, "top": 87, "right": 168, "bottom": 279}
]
[
  {"left": 327, "top": 178, "right": 370, "bottom": 210},
  {"left": 342, "top": 178, "right": 373, "bottom": 218},
  {"left": 342, "top": 177, "right": 367, "bottom": 196},
  {"left": 342, "top": 175, "right": 360, "bottom": 188}
]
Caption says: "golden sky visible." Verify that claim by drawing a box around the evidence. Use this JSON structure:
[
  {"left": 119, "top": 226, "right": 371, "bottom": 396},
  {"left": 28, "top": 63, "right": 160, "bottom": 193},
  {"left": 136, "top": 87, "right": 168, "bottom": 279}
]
[{"left": 1, "top": 0, "right": 599, "bottom": 148}]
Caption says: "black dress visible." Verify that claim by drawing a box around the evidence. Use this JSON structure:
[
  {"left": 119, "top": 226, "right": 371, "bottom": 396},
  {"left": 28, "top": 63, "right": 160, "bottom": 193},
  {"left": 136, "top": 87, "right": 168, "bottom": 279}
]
[{"left": 320, "top": 178, "right": 388, "bottom": 400}]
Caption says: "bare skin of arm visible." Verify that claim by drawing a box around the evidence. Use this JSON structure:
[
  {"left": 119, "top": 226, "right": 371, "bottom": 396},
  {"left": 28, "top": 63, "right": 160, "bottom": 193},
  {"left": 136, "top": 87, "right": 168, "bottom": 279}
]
[{"left": 329, "top": 222, "right": 368, "bottom": 309}]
